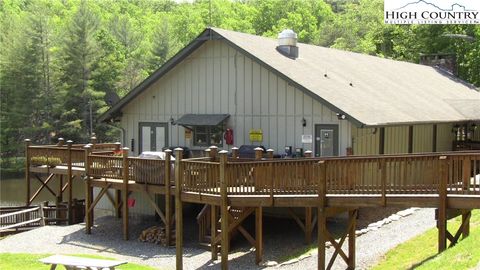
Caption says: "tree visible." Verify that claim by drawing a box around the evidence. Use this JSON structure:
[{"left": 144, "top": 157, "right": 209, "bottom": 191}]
[{"left": 58, "top": 0, "right": 104, "bottom": 142}]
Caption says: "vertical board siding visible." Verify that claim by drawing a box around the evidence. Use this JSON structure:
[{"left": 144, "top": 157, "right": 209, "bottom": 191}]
[
  {"left": 413, "top": 124, "right": 433, "bottom": 153},
  {"left": 385, "top": 126, "right": 408, "bottom": 154},
  {"left": 351, "top": 126, "right": 379, "bottom": 155},
  {"left": 437, "top": 123, "right": 454, "bottom": 152},
  {"left": 121, "top": 39, "right": 351, "bottom": 156}
]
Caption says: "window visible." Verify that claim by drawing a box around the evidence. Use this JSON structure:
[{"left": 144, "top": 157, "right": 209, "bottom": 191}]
[{"left": 193, "top": 125, "right": 223, "bottom": 146}]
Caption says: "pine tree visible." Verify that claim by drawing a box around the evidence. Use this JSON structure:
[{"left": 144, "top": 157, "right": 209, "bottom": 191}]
[{"left": 59, "top": 0, "right": 104, "bottom": 142}]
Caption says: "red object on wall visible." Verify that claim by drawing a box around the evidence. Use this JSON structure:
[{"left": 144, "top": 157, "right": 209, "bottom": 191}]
[
  {"left": 224, "top": 128, "right": 234, "bottom": 145},
  {"left": 127, "top": 198, "right": 136, "bottom": 208}
]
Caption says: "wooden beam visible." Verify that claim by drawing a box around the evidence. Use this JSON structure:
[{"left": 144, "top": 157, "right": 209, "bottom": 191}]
[
  {"left": 211, "top": 205, "right": 218, "bottom": 261},
  {"left": 348, "top": 209, "right": 357, "bottom": 269},
  {"left": 141, "top": 188, "right": 167, "bottom": 225},
  {"left": 462, "top": 210, "right": 471, "bottom": 239},
  {"left": 67, "top": 140, "right": 73, "bottom": 224},
  {"left": 255, "top": 207, "right": 263, "bottom": 265},
  {"left": 30, "top": 173, "right": 56, "bottom": 204},
  {"left": 115, "top": 190, "right": 121, "bottom": 218},
  {"left": 317, "top": 160, "right": 327, "bottom": 270},
  {"left": 165, "top": 149, "right": 172, "bottom": 247},
  {"left": 305, "top": 207, "right": 312, "bottom": 244},
  {"left": 122, "top": 147, "right": 129, "bottom": 241},
  {"left": 438, "top": 156, "right": 448, "bottom": 252},
  {"left": 84, "top": 145, "right": 92, "bottom": 235},
  {"left": 88, "top": 185, "right": 112, "bottom": 214},
  {"left": 219, "top": 151, "right": 229, "bottom": 270},
  {"left": 175, "top": 148, "right": 184, "bottom": 270},
  {"left": 25, "top": 139, "right": 31, "bottom": 206}
]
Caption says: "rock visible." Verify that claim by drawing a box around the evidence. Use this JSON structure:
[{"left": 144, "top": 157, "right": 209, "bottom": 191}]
[
  {"left": 390, "top": 214, "right": 401, "bottom": 221},
  {"left": 281, "top": 258, "right": 299, "bottom": 265},
  {"left": 260, "top": 260, "right": 278, "bottom": 267},
  {"left": 398, "top": 208, "right": 415, "bottom": 217}
]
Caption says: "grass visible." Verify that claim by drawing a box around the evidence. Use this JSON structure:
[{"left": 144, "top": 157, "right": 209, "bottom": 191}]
[
  {"left": 373, "top": 210, "right": 480, "bottom": 270},
  {"left": 0, "top": 253, "right": 157, "bottom": 270}
]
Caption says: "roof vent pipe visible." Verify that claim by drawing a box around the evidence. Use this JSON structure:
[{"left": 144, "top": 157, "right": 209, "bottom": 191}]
[{"left": 277, "top": 29, "right": 298, "bottom": 59}]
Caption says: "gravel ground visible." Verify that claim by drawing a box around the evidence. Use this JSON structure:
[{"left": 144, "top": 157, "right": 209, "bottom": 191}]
[{"left": 0, "top": 207, "right": 435, "bottom": 269}]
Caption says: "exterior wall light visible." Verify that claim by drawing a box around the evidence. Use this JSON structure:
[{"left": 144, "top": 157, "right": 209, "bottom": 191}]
[
  {"left": 336, "top": 113, "right": 346, "bottom": 120},
  {"left": 302, "top": 118, "right": 307, "bottom": 127}
]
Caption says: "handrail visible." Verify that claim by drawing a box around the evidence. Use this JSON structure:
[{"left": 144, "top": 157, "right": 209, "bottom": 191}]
[{"left": 0, "top": 206, "right": 39, "bottom": 219}]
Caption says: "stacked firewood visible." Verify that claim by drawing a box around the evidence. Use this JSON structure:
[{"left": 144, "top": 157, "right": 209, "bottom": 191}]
[{"left": 138, "top": 226, "right": 175, "bottom": 246}]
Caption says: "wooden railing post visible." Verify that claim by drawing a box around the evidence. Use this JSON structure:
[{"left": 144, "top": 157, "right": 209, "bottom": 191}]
[
  {"left": 209, "top": 146, "right": 218, "bottom": 161},
  {"left": 266, "top": 149, "right": 274, "bottom": 160},
  {"left": 438, "top": 156, "right": 448, "bottom": 252},
  {"left": 317, "top": 160, "right": 327, "bottom": 270},
  {"left": 122, "top": 147, "right": 129, "bottom": 241},
  {"left": 380, "top": 159, "right": 387, "bottom": 206},
  {"left": 25, "top": 139, "right": 31, "bottom": 206},
  {"left": 304, "top": 150, "right": 312, "bottom": 158},
  {"left": 219, "top": 150, "right": 229, "bottom": 270},
  {"left": 114, "top": 142, "right": 121, "bottom": 151},
  {"left": 254, "top": 147, "right": 263, "bottom": 160},
  {"left": 231, "top": 147, "right": 239, "bottom": 159},
  {"left": 164, "top": 149, "right": 172, "bottom": 247},
  {"left": 174, "top": 148, "right": 184, "bottom": 270},
  {"left": 204, "top": 148, "right": 211, "bottom": 158},
  {"left": 67, "top": 140, "right": 73, "bottom": 224},
  {"left": 57, "top": 138, "right": 65, "bottom": 146},
  {"left": 90, "top": 136, "right": 97, "bottom": 148},
  {"left": 84, "top": 144, "right": 92, "bottom": 234},
  {"left": 39, "top": 201, "right": 46, "bottom": 227}
]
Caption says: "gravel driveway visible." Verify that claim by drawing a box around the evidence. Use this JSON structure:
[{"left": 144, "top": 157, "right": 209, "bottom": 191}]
[{"left": 0, "top": 207, "right": 435, "bottom": 269}]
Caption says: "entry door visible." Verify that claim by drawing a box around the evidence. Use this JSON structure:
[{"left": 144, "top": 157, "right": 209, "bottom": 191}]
[
  {"left": 315, "top": 124, "right": 339, "bottom": 157},
  {"left": 139, "top": 122, "right": 168, "bottom": 153}
]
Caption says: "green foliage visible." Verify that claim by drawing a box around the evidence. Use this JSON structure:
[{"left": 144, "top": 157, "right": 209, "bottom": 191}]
[
  {"left": 373, "top": 210, "right": 480, "bottom": 270},
  {"left": 0, "top": 0, "right": 479, "bottom": 166}
]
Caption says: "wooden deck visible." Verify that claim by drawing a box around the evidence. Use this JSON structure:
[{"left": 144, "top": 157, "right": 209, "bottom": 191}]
[{"left": 24, "top": 140, "right": 480, "bottom": 270}]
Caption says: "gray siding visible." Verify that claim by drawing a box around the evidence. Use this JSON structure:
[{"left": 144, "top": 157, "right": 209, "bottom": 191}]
[
  {"left": 120, "top": 40, "right": 353, "bottom": 215},
  {"left": 121, "top": 40, "right": 351, "bottom": 156}
]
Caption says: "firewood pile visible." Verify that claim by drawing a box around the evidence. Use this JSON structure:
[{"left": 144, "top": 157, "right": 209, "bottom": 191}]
[{"left": 138, "top": 226, "right": 174, "bottom": 245}]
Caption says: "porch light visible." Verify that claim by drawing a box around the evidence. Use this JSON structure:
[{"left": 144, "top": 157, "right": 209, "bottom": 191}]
[
  {"left": 302, "top": 118, "right": 307, "bottom": 127},
  {"left": 336, "top": 113, "right": 346, "bottom": 120}
]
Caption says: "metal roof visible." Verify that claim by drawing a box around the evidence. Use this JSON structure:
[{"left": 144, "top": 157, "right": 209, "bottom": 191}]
[
  {"left": 99, "top": 28, "right": 480, "bottom": 126},
  {"left": 175, "top": 114, "right": 230, "bottom": 126}
]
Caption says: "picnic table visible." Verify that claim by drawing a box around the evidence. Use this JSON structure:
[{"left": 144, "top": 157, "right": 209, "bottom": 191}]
[{"left": 39, "top": 255, "right": 127, "bottom": 270}]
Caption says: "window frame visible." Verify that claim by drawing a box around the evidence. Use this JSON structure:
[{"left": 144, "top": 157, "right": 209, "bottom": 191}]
[{"left": 193, "top": 125, "right": 223, "bottom": 147}]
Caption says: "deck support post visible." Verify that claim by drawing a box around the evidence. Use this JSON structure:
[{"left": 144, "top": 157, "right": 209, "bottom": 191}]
[
  {"left": 84, "top": 145, "right": 92, "bottom": 234},
  {"left": 165, "top": 149, "right": 172, "bottom": 247},
  {"left": 175, "top": 148, "right": 184, "bottom": 270},
  {"left": 219, "top": 150, "right": 229, "bottom": 270},
  {"left": 461, "top": 210, "right": 471, "bottom": 239},
  {"left": 67, "top": 140, "right": 73, "bottom": 224},
  {"left": 255, "top": 206, "right": 263, "bottom": 265},
  {"left": 437, "top": 156, "right": 448, "bottom": 252},
  {"left": 25, "top": 139, "right": 31, "bottom": 206},
  {"left": 115, "top": 190, "right": 121, "bottom": 218},
  {"left": 211, "top": 205, "right": 218, "bottom": 261},
  {"left": 57, "top": 175, "right": 63, "bottom": 225},
  {"left": 317, "top": 160, "right": 327, "bottom": 270},
  {"left": 122, "top": 147, "right": 129, "bottom": 241},
  {"left": 347, "top": 209, "right": 358, "bottom": 270},
  {"left": 305, "top": 207, "right": 312, "bottom": 244}
]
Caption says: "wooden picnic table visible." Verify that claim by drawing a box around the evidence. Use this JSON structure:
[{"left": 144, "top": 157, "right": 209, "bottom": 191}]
[{"left": 39, "top": 255, "right": 127, "bottom": 270}]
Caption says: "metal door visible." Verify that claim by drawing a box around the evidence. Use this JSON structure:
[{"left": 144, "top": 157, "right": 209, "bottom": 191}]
[
  {"left": 315, "top": 124, "right": 339, "bottom": 157},
  {"left": 139, "top": 122, "right": 168, "bottom": 153}
]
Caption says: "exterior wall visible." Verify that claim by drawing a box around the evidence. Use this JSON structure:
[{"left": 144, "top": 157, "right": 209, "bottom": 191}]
[
  {"left": 119, "top": 40, "right": 351, "bottom": 215},
  {"left": 351, "top": 126, "right": 379, "bottom": 155},
  {"left": 121, "top": 40, "right": 351, "bottom": 156},
  {"left": 352, "top": 123, "right": 455, "bottom": 155}
]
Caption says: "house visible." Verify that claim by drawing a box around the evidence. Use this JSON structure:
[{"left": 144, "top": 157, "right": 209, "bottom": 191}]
[{"left": 98, "top": 27, "right": 480, "bottom": 215}]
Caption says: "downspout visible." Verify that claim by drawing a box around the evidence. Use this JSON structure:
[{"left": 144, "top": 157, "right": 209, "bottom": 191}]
[{"left": 107, "top": 119, "right": 126, "bottom": 147}]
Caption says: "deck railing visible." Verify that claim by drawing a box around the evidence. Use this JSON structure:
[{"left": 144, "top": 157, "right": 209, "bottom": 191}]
[
  {"left": 26, "top": 139, "right": 121, "bottom": 169},
  {"left": 179, "top": 151, "right": 480, "bottom": 197}
]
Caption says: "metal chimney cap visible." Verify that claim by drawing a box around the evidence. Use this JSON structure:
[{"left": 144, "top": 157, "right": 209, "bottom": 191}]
[{"left": 278, "top": 29, "right": 297, "bottom": 39}]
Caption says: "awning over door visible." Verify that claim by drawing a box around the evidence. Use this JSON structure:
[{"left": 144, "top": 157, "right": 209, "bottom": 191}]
[{"left": 175, "top": 114, "right": 230, "bottom": 126}]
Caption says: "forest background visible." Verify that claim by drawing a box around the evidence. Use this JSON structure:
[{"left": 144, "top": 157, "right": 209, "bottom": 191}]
[{"left": 1, "top": 0, "right": 479, "bottom": 175}]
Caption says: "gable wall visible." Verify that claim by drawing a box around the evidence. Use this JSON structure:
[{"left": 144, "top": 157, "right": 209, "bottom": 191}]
[{"left": 121, "top": 40, "right": 352, "bottom": 156}]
